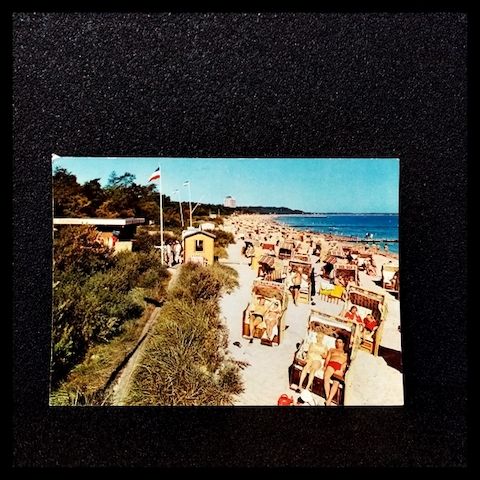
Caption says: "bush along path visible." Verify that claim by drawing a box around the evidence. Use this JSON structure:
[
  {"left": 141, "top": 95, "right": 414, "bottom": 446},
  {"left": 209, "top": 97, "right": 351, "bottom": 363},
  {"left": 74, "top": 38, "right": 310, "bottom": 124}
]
[
  {"left": 107, "top": 266, "right": 182, "bottom": 405},
  {"left": 124, "top": 263, "right": 243, "bottom": 406}
]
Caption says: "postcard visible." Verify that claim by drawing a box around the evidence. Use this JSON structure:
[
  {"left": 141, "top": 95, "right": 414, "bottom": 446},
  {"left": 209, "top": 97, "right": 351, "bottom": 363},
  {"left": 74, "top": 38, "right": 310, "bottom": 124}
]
[{"left": 50, "top": 157, "right": 402, "bottom": 406}]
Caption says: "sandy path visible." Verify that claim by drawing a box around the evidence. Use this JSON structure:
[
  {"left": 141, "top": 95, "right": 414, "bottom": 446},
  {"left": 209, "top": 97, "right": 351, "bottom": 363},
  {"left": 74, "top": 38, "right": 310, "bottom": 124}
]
[{"left": 110, "top": 306, "right": 161, "bottom": 405}]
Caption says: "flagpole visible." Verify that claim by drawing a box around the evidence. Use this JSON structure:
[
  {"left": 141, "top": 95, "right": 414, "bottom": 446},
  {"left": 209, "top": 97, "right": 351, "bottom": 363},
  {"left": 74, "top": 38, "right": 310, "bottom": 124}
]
[
  {"left": 188, "top": 181, "right": 192, "bottom": 228},
  {"left": 159, "top": 166, "right": 164, "bottom": 265},
  {"left": 176, "top": 190, "right": 185, "bottom": 227}
]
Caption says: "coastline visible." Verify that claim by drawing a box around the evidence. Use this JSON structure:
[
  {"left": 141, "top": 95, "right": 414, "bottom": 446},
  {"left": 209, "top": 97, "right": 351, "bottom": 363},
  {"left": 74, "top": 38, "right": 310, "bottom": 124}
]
[{"left": 269, "top": 214, "right": 399, "bottom": 260}]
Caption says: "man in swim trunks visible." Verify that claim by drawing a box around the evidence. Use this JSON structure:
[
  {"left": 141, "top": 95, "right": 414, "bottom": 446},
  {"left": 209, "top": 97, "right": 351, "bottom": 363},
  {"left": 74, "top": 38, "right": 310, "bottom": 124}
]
[
  {"left": 289, "top": 267, "right": 303, "bottom": 305},
  {"left": 297, "top": 331, "right": 328, "bottom": 393},
  {"left": 323, "top": 336, "right": 348, "bottom": 406}
]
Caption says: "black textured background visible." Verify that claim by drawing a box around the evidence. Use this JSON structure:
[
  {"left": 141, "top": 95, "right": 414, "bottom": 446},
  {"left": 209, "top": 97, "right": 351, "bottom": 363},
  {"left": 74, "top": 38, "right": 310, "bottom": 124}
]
[{"left": 12, "top": 13, "right": 468, "bottom": 467}]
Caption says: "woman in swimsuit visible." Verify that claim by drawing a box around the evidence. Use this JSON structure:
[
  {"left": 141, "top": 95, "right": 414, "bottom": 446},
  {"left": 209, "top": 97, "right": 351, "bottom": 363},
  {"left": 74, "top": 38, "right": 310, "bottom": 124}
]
[
  {"left": 297, "top": 332, "right": 328, "bottom": 393},
  {"left": 264, "top": 299, "right": 282, "bottom": 341},
  {"left": 248, "top": 296, "right": 268, "bottom": 342},
  {"left": 323, "top": 336, "right": 348, "bottom": 406}
]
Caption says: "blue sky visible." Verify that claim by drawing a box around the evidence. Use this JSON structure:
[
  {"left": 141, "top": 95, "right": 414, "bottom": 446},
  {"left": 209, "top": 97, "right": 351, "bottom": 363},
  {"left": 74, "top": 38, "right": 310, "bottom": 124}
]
[{"left": 52, "top": 157, "right": 399, "bottom": 213}]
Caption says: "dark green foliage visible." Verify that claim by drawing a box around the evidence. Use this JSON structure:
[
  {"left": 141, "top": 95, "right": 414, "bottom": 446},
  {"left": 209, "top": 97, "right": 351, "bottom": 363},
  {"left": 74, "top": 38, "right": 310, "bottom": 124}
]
[
  {"left": 52, "top": 230, "right": 170, "bottom": 387},
  {"left": 53, "top": 167, "right": 236, "bottom": 227},
  {"left": 132, "top": 231, "right": 162, "bottom": 252},
  {"left": 53, "top": 167, "right": 90, "bottom": 217},
  {"left": 126, "top": 264, "right": 242, "bottom": 406},
  {"left": 169, "top": 263, "right": 223, "bottom": 303},
  {"left": 54, "top": 225, "right": 115, "bottom": 276}
]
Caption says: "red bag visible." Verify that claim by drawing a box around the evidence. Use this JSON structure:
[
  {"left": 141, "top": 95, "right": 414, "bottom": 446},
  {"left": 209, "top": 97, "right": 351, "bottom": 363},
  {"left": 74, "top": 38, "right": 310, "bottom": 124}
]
[{"left": 277, "top": 394, "right": 294, "bottom": 406}]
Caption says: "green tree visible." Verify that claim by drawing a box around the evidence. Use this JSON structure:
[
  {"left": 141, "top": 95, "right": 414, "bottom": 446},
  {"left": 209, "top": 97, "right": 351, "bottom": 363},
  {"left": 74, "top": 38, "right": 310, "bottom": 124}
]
[
  {"left": 107, "top": 171, "right": 136, "bottom": 188},
  {"left": 54, "top": 225, "right": 115, "bottom": 276},
  {"left": 53, "top": 167, "right": 90, "bottom": 217},
  {"left": 81, "top": 179, "right": 105, "bottom": 216}
]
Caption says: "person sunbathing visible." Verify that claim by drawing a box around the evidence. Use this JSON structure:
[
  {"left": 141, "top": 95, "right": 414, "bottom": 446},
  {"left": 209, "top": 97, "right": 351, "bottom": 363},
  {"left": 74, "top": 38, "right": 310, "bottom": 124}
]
[
  {"left": 365, "top": 261, "right": 377, "bottom": 276},
  {"left": 297, "top": 331, "right": 328, "bottom": 393},
  {"left": 248, "top": 296, "right": 268, "bottom": 342},
  {"left": 362, "top": 314, "right": 379, "bottom": 342},
  {"left": 264, "top": 298, "right": 282, "bottom": 341},
  {"left": 346, "top": 275, "right": 356, "bottom": 287},
  {"left": 363, "top": 313, "right": 378, "bottom": 333},
  {"left": 323, "top": 336, "right": 348, "bottom": 406},
  {"left": 344, "top": 306, "right": 363, "bottom": 325}
]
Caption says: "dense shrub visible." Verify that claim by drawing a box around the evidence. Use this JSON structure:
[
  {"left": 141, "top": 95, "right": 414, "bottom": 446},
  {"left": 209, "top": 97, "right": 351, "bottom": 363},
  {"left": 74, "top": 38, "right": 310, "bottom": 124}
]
[
  {"left": 126, "top": 264, "right": 242, "bottom": 406},
  {"left": 54, "top": 225, "right": 115, "bottom": 276},
  {"left": 209, "top": 264, "right": 239, "bottom": 294},
  {"left": 51, "top": 232, "right": 170, "bottom": 387},
  {"left": 168, "top": 263, "right": 223, "bottom": 303}
]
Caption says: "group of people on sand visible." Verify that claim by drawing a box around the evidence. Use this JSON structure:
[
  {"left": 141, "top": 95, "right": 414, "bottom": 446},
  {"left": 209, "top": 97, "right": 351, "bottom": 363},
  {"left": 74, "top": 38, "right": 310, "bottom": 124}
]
[
  {"left": 246, "top": 295, "right": 283, "bottom": 343},
  {"left": 164, "top": 240, "right": 182, "bottom": 267},
  {"left": 344, "top": 306, "right": 379, "bottom": 337},
  {"left": 295, "top": 306, "right": 379, "bottom": 406},
  {"left": 296, "top": 326, "right": 348, "bottom": 406}
]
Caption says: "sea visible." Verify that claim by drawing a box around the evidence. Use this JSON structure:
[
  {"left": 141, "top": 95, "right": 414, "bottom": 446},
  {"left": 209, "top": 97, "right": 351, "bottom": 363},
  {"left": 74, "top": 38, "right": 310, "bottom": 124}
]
[{"left": 274, "top": 214, "right": 399, "bottom": 254}]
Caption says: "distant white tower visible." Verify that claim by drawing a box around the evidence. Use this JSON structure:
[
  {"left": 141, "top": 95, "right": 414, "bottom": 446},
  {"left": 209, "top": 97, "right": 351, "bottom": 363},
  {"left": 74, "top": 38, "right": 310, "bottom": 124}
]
[{"left": 224, "top": 196, "right": 236, "bottom": 208}]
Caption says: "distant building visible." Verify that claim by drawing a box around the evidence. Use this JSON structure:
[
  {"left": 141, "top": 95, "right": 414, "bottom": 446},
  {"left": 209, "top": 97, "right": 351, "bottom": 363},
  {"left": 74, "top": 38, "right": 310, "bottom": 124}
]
[{"left": 224, "top": 196, "right": 236, "bottom": 208}]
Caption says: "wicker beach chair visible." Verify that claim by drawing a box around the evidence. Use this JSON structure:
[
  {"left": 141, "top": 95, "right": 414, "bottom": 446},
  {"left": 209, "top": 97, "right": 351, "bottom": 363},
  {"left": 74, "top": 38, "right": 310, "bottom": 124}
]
[
  {"left": 288, "top": 259, "right": 312, "bottom": 304},
  {"left": 382, "top": 263, "right": 400, "bottom": 298},
  {"left": 341, "top": 285, "right": 388, "bottom": 356},
  {"left": 242, "top": 280, "right": 289, "bottom": 346},
  {"left": 289, "top": 309, "right": 360, "bottom": 405},
  {"left": 334, "top": 263, "right": 358, "bottom": 287}
]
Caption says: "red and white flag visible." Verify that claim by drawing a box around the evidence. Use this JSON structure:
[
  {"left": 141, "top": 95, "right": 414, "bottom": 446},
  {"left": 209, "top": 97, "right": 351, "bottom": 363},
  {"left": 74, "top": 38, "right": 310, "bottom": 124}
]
[{"left": 148, "top": 167, "right": 161, "bottom": 182}]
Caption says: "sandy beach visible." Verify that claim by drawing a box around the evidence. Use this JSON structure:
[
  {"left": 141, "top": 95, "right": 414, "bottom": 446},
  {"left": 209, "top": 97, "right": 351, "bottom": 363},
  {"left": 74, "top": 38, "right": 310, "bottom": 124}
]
[{"left": 219, "top": 214, "right": 403, "bottom": 406}]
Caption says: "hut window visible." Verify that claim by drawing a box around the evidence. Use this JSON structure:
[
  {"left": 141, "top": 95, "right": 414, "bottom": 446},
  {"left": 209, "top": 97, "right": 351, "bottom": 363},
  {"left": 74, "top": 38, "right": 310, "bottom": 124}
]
[{"left": 195, "top": 240, "right": 204, "bottom": 251}]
